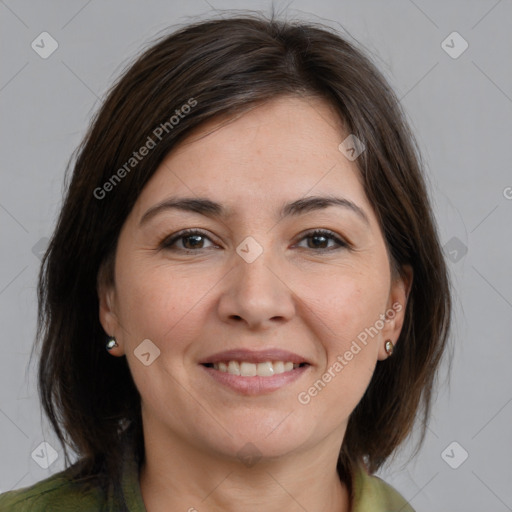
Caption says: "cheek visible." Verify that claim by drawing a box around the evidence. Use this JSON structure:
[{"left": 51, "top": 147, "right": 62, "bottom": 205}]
[
  {"left": 300, "top": 268, "right": 388, "bottom": 401},
  {"left": 115, "top": 259, "right": 220, "bottom": 348},
  {"left": 308, "top": 270, "right": 388, "bottom": 348}
]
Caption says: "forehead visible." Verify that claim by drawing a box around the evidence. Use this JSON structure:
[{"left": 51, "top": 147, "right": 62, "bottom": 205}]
[{"left": 131, "top": 96, "right": 373, "bottom": 222}]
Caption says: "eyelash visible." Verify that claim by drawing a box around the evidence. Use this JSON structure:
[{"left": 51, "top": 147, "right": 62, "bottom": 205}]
[{"left": 160, "top": 228, "right": 349, "bottom": 253}]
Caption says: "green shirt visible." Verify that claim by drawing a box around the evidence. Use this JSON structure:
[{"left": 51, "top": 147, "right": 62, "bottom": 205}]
[{"left": 0, "top": 451, "right": 414, "bottom": 511}]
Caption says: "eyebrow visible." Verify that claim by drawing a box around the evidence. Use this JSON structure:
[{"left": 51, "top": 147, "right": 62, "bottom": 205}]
[{"left": 139, "top": 195, "right": 370, "bottom": 227}]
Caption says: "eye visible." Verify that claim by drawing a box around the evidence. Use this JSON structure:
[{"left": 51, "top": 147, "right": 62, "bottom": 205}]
[
  {"left": 160, "top": 229, "right": 218, "bottom": 252},
  {"left": 160, "top": 228, "right": 349, "bottom": 254},
  {"left": 294, "top": 229, "right": 349, "bottom": 251}
]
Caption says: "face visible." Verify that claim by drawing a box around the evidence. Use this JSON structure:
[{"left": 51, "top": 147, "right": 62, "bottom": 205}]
[{"left": 99, "top": 96, "right": 411, "bottom": 462}]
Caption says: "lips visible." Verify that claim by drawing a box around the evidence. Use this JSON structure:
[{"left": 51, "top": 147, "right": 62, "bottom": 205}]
[
  {"left": 199, "top": 349, "right": 310, "bottom": 394},
  {"left": 200, "top": 348, "right": 310, "bottom": 366}
]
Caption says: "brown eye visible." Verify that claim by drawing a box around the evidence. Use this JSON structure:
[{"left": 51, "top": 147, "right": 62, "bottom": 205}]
[
  {"left": 295, "top": 230, "right": 348, "bottom": 251},
  {"left": 161, "top": 229, "right": 216, "bottom": 252}
]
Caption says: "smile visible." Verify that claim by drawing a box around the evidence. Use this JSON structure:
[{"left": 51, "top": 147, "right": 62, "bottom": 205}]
[
  {"left": 199, "top": 348, "right": 311, "bottom": 394},
  {"left": 206, "top": 361, "right": 306, "bottom": 377}
]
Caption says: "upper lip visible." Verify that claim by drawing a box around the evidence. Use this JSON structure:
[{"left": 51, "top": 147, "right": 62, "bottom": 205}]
[{"left": 200, "top": 349, "right": 310, "bottom": 365}]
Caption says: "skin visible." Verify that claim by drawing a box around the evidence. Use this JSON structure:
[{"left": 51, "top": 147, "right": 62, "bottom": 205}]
[{"left": 99, "top": 95, "right": 412, "bottom": 512}]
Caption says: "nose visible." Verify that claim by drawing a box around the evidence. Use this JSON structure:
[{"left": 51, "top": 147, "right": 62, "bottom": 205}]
[{"left": 217, "top": 249, "right": 296, "bottom": 331}]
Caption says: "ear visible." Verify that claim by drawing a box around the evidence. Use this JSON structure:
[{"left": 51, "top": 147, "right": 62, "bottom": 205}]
[
  {"left": 97, "top": 266, "right": 125, "bottom": 357},
  {"left": 377, "top": 264, "right": 413, "bottom": 360}
]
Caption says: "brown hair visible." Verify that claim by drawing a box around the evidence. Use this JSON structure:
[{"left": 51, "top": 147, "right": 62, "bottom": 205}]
[{"left": 36, "top": 12, "right": 451, "bottom": 495}]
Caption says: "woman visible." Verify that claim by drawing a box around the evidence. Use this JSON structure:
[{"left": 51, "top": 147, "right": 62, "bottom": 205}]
[{"left": 0, "top": 14, "right": 451, "bottom": 511}]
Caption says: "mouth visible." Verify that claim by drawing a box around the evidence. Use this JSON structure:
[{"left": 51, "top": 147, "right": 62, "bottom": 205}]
[
  {"left": 202, "top": 360, "right": 309, "bottom": 377},
  {"left": 199, "top": 349, "right": 311, "bottom": 395}
]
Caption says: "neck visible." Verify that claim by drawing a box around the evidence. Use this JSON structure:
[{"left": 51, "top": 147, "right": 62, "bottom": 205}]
[{"left": 139, "top": 426, "right": 351, "bottom": 512}]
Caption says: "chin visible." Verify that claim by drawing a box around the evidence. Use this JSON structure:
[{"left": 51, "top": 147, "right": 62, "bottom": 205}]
[{"left": 199, "top": 416, "right": 316, "bottom": 463}]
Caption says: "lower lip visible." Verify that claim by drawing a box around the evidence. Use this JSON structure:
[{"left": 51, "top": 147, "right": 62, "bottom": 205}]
[{"left": 201, "top": 365, "right": 310, "bottom": 395}]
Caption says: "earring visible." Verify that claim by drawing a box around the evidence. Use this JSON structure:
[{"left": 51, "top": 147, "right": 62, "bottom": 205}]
[
  {"left": 384, "top": 339, "right": 394, "bottom": 356},
  {"left": 106, "top": 337, "right": 118, "bottom": 351}
]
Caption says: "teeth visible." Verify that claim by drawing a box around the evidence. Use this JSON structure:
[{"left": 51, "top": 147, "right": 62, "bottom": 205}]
[
  {"left": 213, "top": 360, "right": 303, "bottom": 377},
  {"left": 273, "top": 361, "right": 284, "bottom": 373},
  {"left": 228, "top": 361, "right": 240, "bottom": 375},
  {"left": 257, "top": 362, "right": 274, "bottom": 377},
  {"left": 240, "top": 362, "right": 257, "bottom": 377}
]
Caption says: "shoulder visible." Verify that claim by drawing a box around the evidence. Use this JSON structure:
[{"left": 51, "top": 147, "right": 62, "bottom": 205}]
[
  {"left": 352, "top": 465, "right": 415, "bottom": 511},
  {"left": 0, "top": 466, "right": 105, "bottom": 512}
]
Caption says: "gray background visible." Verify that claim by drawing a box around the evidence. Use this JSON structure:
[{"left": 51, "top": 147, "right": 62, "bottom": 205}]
[{"left": 1, "top": 1, "right": 511, "bottom": 510}]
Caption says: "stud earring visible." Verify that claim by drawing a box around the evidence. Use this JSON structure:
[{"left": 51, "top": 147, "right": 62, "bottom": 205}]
[
  {"left": 106, "top": 337, "right": 118, "bottom": 351},
  {"left": 384, "top": 339, "right": 394, "bottom": 356}
]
